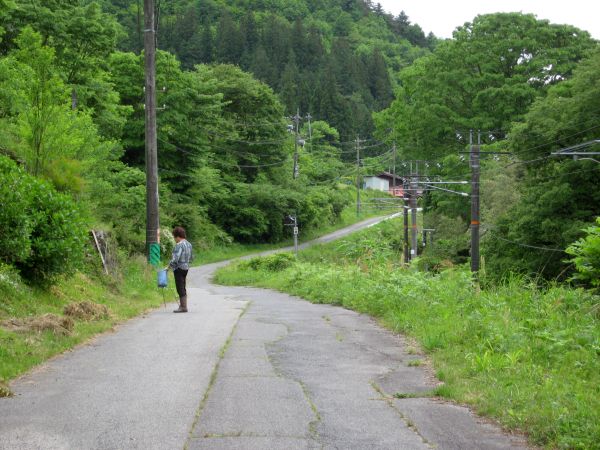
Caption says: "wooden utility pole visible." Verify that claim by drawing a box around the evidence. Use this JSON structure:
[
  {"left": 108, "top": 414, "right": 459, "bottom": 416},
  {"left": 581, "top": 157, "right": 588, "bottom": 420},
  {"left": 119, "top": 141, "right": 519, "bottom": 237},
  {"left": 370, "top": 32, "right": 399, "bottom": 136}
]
[
  {"left": 144, "top": 0, "right": 160, "bottom": 264},
  {"left": 470, "top": 130, "right": 480, "bottom": 274}
]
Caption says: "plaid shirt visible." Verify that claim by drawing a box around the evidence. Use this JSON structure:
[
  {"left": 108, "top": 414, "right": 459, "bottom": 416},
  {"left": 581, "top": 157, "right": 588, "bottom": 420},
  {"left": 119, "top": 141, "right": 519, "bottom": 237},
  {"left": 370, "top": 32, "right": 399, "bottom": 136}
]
[{"left": 169, "top": 239, "right": 193, "bottom": 271}]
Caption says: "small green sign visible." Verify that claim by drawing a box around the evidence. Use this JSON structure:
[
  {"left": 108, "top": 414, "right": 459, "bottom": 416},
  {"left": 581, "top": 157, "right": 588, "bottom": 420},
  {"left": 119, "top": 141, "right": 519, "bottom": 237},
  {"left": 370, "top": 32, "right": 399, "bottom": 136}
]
[{"left": 149, "top": 243, "right": 161, "bottom": 266}]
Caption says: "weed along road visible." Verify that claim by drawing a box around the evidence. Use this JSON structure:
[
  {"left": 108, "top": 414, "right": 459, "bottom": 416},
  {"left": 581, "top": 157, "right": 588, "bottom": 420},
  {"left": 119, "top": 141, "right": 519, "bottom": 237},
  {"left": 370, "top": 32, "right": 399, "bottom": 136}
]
[{"left": 0, "top": 216, "right": 526, "bottom": 450}]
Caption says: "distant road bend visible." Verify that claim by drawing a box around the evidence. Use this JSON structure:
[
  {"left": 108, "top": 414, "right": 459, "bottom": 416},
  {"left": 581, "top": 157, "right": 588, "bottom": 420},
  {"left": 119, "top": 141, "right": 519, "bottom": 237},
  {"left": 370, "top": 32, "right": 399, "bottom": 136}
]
[{"left": 0, "top": 214, "right": 527, "bottom": 449}]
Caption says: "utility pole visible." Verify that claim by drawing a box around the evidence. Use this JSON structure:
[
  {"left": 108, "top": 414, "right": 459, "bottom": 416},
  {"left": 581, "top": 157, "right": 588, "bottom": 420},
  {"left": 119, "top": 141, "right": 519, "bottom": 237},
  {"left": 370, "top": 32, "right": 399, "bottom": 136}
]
[
  {"left": 356, "top": 136, "right": 362, "bottom": 217},
  {"left": 292, "top": 109, "right": 301, "bottom": 179},
  {"left": 305, "top": 113, "right": 312, "bottom": 145},
  {"left": 392, "top": 142, "right": 397, "bottom": 196},
  {"left": 410, "top": 162, "right": 419, "bottom": 260},
  {"left": 403, "top": 189, "right": 410, "bottom": 263},
  {"left": 470, "top": 130, "right": 480, "bottom": 274},
  {"left": 144, "top": 0, "right": 160, "bottom": 265}
]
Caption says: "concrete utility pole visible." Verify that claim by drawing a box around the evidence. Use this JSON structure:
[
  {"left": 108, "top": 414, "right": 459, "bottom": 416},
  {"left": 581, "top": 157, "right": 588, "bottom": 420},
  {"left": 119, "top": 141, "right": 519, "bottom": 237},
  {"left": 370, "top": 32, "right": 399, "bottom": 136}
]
[
  {"left": 403, "top": 190, "right": 410, "bottom": 264},
  {"left": 144, "top": 0, "right": 160, "bottom": 265},
  {"left": 392, "top": 142, "right": 397, "bottom": 196},
  {"left": 470, "top": 130, "right": 480, "bottom": 274},
  {"left": 410, "top": 162, "right": 419, "bottom": 260},
  {"left": 355, "top": 136, "right": 363, "bottom": 217},
  {"left": 292, "top": 109, "right": 301, "bottom": 179}
]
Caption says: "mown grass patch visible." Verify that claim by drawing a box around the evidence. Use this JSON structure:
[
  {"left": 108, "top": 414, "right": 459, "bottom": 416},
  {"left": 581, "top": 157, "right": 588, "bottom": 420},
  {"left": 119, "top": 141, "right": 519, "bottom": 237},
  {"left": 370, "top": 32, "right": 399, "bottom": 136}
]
[
  {"left": 0, "top": 257, "right": 171, "bottom": 382},
  {"left": 214, "top": 219, "right": 600, "bottom": 449}
]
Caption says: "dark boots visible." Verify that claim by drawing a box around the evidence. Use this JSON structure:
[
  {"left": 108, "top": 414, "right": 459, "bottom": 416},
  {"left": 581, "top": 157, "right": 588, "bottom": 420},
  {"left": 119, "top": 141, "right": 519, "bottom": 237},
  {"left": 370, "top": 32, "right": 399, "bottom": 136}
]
[{"left": 173, "top": 295, "right": 188, "bottom": 313}]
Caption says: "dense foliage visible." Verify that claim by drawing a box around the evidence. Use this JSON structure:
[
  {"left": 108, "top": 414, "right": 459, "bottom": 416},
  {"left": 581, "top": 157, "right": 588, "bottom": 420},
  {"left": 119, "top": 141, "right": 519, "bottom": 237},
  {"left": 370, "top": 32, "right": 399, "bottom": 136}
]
[
  {"left": 1, "top": 0, "right": 407, "bottom": 284},
  {"left": 96, "top": 0, "right": 433, "bottom": 144},
  {"left": 0, "top": 156, "right": 86, "bottom": 282},
  {"left": 375, "top": 13, "right": 599, "bottom": 280},
  {"left": 567, "top": 218, "right": 600, "bottom": 289},
  {"left": 0, "top": 2, "right": 597, "bottom": 284}
]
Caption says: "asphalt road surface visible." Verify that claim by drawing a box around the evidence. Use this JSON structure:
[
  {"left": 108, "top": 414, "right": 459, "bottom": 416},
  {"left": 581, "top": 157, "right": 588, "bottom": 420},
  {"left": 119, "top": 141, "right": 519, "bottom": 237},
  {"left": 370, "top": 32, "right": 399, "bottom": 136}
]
[{"left": 0, "top": 215, "right": 527, "bottom": 449}]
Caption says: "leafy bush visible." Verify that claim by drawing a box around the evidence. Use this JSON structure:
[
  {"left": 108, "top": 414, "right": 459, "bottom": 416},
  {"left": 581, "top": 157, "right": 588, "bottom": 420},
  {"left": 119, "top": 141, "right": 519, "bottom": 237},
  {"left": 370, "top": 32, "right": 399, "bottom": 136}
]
[
  {"left": 0, "top": 157, "right": 35, "bottom": 263},
  {"left": 0, "top": 262, "right": 23, "bottom": 299},
  {"left": 567, "top": 217, "right": 600, "bottom": 289},
  {"left": 246, "top": 253, "right": 296, "bottom": 272},
  {"left": 0, "top": 156, "right": 87, "bottom": 283}
]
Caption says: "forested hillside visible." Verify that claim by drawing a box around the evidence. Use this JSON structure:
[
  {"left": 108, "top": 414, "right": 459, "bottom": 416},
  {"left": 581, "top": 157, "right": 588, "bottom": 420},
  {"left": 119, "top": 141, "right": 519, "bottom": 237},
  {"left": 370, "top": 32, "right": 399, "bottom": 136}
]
[
  {"left": 100, "top": 0, "right": 434, "bottom": 142},
  {"left": 0, "top": 0, "right": 413, "bottom": 285}
]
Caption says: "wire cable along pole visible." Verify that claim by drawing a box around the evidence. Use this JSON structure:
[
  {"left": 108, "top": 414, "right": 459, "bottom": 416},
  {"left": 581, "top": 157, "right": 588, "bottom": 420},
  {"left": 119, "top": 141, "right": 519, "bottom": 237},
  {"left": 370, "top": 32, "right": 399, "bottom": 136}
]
[
  {"left": 144, "top": 0, "right": 160, "bottom": 266},
  {"left": 470, "top": 130, "right": 481, "bottom": 274}
]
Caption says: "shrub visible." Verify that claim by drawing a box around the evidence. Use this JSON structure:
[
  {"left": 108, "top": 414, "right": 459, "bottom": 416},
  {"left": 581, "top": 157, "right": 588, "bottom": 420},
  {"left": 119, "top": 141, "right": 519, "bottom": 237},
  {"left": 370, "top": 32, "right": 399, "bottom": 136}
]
[
  {"left": 247, "top": 253, "right": 296, "bottom": 272},
  {"left": 0, "top": 156, "right": 87, "bottom": 283},
  {"left": 0, "top": 157, "right": 35, "bottom": 263},
  {"left": 566, "top": 217, "right": 600, "bottom": 289}
]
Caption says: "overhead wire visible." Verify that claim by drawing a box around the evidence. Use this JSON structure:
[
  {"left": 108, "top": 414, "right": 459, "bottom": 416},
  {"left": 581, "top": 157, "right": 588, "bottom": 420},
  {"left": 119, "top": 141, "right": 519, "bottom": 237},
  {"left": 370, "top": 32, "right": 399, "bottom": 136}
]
[{"left": 487, "top": 232, "right": 565, "bottom": 252}]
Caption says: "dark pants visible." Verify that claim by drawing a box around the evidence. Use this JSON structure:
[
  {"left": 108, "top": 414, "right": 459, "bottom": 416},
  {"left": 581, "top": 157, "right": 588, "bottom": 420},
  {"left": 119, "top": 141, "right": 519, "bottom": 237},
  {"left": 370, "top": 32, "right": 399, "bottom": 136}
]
[{"left": 173, "top": 268, "right": 188, "bottom": 298}]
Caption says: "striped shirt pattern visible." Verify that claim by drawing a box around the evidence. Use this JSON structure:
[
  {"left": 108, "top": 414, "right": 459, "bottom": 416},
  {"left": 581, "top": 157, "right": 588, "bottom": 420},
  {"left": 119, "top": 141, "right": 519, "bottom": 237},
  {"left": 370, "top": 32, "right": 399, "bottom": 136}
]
[{"left": 169, "top": 239, "right": 193, "bottom": 271}]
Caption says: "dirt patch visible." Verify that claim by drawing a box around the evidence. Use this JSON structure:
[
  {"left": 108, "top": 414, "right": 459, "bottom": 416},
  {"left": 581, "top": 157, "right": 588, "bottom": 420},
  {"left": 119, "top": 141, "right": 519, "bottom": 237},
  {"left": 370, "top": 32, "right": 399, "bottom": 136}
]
[
  {"left": 0, "top": 381, "right": 12, "bottom": 398},
  {"left": 2, "top": 314, "right": 74, "bottom": 336},
  {"left": 63, "top": 301, "right": 111, "bottom": 321}
]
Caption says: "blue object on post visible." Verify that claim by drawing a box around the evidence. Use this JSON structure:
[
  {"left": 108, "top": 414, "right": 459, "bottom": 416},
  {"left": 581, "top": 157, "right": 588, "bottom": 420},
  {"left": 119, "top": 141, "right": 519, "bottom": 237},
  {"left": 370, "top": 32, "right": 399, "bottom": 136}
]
[{"left": 157, "top": 269, "right": 168, "bottom": 288}]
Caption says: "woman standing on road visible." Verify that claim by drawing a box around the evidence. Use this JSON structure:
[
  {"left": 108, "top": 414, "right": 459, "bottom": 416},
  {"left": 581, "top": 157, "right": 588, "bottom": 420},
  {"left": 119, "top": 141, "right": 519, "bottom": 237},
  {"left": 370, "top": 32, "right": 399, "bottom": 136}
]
[{"left": 169, "top": 227, "right": 193, "bottom": 313}]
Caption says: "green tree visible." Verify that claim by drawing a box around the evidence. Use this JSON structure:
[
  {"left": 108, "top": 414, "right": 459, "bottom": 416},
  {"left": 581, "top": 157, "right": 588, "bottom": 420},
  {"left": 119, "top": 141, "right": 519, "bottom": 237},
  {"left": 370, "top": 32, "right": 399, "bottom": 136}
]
[
  {"left": 0, "top": 28, "right": 111, "bottom": 189},
  {"left": 485, "top": 48, "right": 600, "bottom": 279},
  {"left": 375, "top": 12, "right": 596, "bottom": 161}
]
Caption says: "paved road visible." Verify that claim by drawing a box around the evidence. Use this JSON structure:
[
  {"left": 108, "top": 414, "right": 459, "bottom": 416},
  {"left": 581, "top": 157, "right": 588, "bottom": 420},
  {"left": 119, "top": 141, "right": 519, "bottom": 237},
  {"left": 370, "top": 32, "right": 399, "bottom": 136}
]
[{"left": 0, "top": 215, "right": 527, "bottom": 449}]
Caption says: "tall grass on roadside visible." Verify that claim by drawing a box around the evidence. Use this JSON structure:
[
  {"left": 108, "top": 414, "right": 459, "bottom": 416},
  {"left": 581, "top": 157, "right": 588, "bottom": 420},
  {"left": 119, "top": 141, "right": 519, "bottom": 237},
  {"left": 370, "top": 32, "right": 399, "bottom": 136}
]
[
  {"left": 0, "top": 257, "right": 170, "bottom": 382},
  {"left": 214, "top": 220, "right": 600, "bottom": 449}
]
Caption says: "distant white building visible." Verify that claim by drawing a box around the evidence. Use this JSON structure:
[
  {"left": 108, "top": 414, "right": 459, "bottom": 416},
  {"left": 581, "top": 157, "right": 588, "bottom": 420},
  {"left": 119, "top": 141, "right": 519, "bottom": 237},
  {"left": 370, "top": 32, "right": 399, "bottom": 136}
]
[
  {"left": 364, "top": 175, "right": 389, "bottom": 191},
  {"left": 363, "top": 172, "right": 404, "bottom": 197}
]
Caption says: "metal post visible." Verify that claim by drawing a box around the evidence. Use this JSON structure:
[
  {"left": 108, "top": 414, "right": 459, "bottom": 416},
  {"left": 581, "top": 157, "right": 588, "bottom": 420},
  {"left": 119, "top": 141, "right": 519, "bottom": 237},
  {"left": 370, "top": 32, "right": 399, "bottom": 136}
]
[
  {"left": 144, "top": 0, "right": 160, "bottom": 264},
  {"left": 293, "top": 216, "right": 299, "bottom": 257},
  {"left": 470, "top": 130, "right": 480, "bottom": 274},
  {"left": 410, "top": 162, "right": 418, "bottom": 259},
  {"left": 306, "top": 113, "right": 312, "bottom": 145},
  {"left": 356, "top": 136, "right": 361, "bottom": 217},
  {"left": 403, "top": 192, "right": 410, "bottom": 264},
  {"left": 392, "top": 142, "right": 397, "bottom": 196}
]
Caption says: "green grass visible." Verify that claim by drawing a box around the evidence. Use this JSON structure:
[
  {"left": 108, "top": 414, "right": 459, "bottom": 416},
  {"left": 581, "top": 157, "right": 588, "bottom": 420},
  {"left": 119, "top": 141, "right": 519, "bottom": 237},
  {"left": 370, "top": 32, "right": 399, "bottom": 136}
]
[
  {"left": 0, "top": 257, "right": 171, "bottom": 383},
  {"left": 214, "top": 219, "right": 600, "bottom": 449}
]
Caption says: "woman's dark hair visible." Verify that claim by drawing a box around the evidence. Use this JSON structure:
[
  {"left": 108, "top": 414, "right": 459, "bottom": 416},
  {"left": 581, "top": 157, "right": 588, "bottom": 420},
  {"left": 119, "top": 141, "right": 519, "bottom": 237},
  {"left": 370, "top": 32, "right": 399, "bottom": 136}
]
[{"left": 172, "top": 226, "right": 186, "bottom": 239}]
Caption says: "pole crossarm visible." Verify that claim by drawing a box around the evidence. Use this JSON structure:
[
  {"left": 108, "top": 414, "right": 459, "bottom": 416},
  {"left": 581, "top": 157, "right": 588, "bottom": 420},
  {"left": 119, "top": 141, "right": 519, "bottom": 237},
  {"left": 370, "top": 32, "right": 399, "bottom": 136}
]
[
  {"left": 421, "top": 183, "right": 470, "bottom": 196},
  {"left": 550, "top": 139, "right": 600, "bottom": 155}
]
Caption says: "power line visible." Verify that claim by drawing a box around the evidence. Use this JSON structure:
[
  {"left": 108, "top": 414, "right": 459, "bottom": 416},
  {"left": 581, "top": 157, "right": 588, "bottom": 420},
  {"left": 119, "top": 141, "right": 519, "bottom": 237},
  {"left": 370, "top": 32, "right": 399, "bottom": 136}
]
[
  {"left": 526, "top": 165, "right": 600, "bottom": 183},
  {"left": 488, "top": 232, "right": 565, "bottom": 252},
  {"left": 508, "top": 123, "right": 600, "bottom": 156}
]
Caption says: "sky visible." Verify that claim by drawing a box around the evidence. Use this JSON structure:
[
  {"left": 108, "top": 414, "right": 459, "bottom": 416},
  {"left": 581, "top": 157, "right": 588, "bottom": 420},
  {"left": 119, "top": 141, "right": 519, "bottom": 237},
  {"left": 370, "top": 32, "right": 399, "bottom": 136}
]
[{"left": 376, "top": 0, "right": 600, "bottom": 39}]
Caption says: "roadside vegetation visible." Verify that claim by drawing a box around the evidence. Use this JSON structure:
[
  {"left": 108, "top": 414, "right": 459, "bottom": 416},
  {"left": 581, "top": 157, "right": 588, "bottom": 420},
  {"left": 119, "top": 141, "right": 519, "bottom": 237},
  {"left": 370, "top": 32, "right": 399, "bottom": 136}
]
[
  {"left": 0, "top": 258, "right": 173, "bottom": 389},
  {"left": 196, "top": 189, "right": 387, "bottom": 264},
  {"left": 215, "top": 219, "right": 600, "bottom": 449}
]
